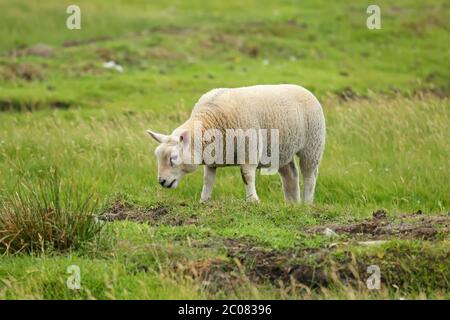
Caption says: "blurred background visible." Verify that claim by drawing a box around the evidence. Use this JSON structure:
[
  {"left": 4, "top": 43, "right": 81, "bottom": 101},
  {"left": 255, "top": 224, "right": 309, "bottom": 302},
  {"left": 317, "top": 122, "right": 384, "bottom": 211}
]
[{"left": 0, "top": 0, "right": 448, "bottom": 111}]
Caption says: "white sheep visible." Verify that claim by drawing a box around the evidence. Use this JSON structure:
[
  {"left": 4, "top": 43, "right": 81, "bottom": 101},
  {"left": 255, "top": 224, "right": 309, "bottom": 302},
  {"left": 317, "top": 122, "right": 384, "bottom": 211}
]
[{"left": 147, "top": 84, "right": 325, "bottom": 203}]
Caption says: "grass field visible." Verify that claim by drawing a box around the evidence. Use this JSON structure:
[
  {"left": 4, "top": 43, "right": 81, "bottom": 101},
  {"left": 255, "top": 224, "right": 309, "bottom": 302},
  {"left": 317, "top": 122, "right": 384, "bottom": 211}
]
[{"left": 0, "top": 0, "right": 449, "bottom": 299}]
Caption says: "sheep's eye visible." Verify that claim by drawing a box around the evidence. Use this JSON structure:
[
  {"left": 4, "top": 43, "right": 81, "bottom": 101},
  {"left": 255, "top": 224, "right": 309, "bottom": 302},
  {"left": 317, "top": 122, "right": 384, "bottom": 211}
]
[{"left": 170, "top": 155, "right": 177, "bottom": 167}]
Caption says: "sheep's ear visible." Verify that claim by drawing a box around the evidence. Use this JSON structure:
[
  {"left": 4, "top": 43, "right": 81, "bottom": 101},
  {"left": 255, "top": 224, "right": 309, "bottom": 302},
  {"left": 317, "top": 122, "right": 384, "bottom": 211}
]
[
  {"left": 146, "top": 130, "right": 169, "bottom": 143},
  {"left": 179, "top": 130, "right": 190, "bottom": 148}
]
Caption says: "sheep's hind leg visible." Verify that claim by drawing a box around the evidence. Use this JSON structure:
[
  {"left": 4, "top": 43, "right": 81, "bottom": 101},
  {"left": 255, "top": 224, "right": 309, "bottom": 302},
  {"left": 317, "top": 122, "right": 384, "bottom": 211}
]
[
  {"left": 240, "top": 164, "right": 259, "bottom": 202},
  {"left": 200, "top": 166, "right": 216, "bottom": 203},
  {"left": 298, "top": 151, "right": 321, "bottom": 204},
  {"left": 278, "top": 160, "right": 300, "bottom": 203}
]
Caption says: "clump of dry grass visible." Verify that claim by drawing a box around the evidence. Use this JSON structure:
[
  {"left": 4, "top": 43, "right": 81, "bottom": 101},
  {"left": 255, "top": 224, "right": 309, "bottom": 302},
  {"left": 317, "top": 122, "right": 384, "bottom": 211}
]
[{"left": 0, "top": 170, "right": 102, "bottom": 254}]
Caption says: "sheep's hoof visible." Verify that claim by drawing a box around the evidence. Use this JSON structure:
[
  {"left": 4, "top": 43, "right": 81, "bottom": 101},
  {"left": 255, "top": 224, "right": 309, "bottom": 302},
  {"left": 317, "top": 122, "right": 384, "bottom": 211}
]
[
  {"left": 199, "top": 198, "right": 210, "bottom": 204},
  {"left": 246, "top": 195, "right": 260, "bottom": 203}
]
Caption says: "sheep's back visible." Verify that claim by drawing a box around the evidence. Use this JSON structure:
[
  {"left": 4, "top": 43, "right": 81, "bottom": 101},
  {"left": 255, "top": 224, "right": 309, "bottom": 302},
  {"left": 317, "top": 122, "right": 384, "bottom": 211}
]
[{"left": 190, "top": 84, "right": 323, "bottom": 167}]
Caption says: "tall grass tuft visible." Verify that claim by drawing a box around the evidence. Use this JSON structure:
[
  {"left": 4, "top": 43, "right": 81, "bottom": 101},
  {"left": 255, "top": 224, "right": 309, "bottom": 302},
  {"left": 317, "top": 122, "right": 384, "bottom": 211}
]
[{"left": 0, "top": 170, "right": 103, "bottom": 254}]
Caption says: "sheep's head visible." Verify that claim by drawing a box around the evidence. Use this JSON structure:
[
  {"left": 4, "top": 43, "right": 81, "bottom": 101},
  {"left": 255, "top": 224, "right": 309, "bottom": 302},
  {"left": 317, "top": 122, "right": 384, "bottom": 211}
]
[{"left": 147, "top": 129, "right": 198, "bottom": 189}]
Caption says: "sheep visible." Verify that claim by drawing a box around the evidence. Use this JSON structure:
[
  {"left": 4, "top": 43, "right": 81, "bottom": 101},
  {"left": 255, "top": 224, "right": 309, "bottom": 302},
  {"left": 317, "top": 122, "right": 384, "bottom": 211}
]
[{"left": 147, "top": 84, "right": 326, "bottom": 203}]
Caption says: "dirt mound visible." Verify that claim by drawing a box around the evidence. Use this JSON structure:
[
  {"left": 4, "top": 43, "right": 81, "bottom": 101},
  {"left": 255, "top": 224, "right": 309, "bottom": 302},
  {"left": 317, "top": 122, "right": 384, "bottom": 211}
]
[
  {"left": 63, "top": 36, "right": 112, "bottom": 47},
  {"left": 179, "top": 211, "right": 449, "bottom": 292},
  {"left": 25, "top": 43, "right": 54, "bottom": 57},
  {"left": 98, "top": 199, "right": 197, "bottom": 226},
  {"left": 225, "top": 239, "right": 330, "bottom": 287},
  {"left": 0, "top": 63, "right": 43, "bottom": 81},
  {"left": 305, "top": 210, "right": 449, "bottom": 240},
  {"left": 179, "top": 238, "right": 339, "bottom": 292}
]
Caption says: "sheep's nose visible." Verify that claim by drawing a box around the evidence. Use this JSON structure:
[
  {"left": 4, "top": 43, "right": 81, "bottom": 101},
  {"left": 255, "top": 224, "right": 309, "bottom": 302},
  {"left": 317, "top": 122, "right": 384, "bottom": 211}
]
[{"left": 158, "top": 177, "right": 166, "bottom": 186}]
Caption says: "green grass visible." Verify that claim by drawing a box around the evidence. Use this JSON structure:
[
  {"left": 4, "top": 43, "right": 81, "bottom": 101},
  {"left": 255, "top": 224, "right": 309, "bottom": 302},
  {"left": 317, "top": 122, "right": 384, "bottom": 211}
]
[{"left": 0, "top": 0, "right": 449, "bottom": 299}]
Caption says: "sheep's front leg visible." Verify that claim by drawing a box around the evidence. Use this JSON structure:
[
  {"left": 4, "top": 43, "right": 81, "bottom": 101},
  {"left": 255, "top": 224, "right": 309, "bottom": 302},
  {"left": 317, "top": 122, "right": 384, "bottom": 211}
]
[
  {"left": 200, "top": 166, "right": 216, "bottom": 203},
  {"left": 240, "top": 165, "right": 259, "bottom": 202}
]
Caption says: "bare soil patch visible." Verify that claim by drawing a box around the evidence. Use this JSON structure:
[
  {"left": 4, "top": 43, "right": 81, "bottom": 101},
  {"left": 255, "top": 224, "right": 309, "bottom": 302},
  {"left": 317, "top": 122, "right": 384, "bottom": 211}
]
[
  {"left": 305, "top": 210, "right": 450, "bottom": 240},
  {"left": 63, "top": 36, "right": 112, "bottom": 48},
  {"left": 0, "top": 63, "right": 43, "bottom": 81},
  {"left": 224, "top": 238, "right": 331, "bottom": 287},
  {"left": 24, "top": 43, "right": 54, "bottom": 57},
  {"left": 179, "top": 238, "right": 340, "bottom": 292},
  {"left": 179, "top": 211, "right": 449, "bottom": 292},
  {"left": 98, "top": 199, "right": 197, "bottom": 226}
]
